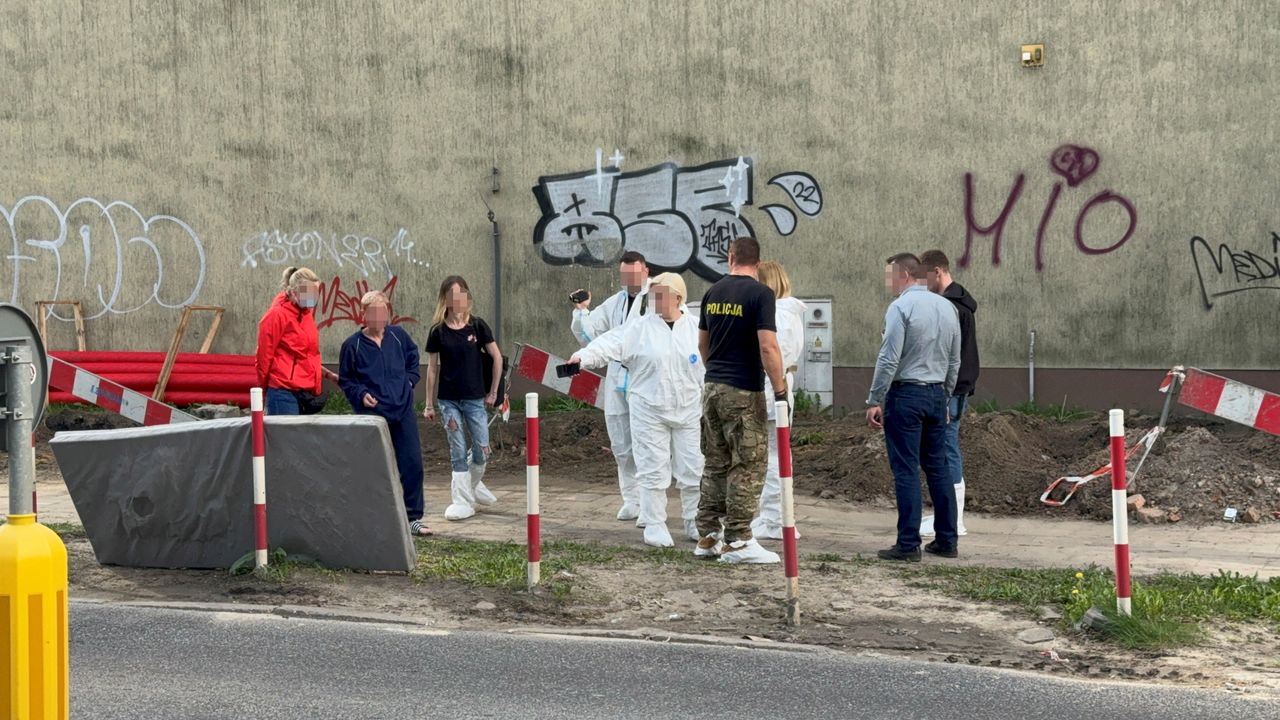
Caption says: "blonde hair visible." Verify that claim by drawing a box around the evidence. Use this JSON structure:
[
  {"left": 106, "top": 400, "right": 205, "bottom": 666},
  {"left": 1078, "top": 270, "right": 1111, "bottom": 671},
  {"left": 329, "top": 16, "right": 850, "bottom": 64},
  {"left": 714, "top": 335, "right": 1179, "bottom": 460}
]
[
  {"left": 758, "top": 261, "right": 792, "bottom": 299},
  {"left": 281, "top": 266, "right": 320, "bottom": 292},
  {"left": 360, "top": 290, "right": 389, "bottom": 309},
  {"left": 431, "top": 275, "right": 472, "bottom": 328}
]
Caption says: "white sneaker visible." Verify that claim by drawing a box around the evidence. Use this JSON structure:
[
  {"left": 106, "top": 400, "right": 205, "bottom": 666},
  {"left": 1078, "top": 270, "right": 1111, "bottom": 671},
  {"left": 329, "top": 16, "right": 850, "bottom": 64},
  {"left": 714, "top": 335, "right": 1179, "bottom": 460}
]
[
  {"left": 684, "top": 520, "right": 699, "bottom": 542},
  {"left": 643, "top": 524, "right": 674, "bottom": 548},
  {"left": 616, "top": 502, "right": 640, "bottom": 521},
  {"left": 718, "top": 539, "right": 780, "bottom": 564}
]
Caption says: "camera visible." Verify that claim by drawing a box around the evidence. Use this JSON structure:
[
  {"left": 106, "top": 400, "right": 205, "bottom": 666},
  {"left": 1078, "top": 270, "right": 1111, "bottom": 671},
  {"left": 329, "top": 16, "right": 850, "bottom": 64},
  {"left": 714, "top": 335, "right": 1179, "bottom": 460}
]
[{"left": 569, "top": 289, "right": 589, "bottom": 305}]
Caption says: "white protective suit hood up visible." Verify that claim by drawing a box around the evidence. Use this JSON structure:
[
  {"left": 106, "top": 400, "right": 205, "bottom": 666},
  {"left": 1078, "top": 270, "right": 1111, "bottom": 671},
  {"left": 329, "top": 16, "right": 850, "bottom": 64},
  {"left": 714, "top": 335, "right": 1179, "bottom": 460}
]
[{"left": 766, "top": 296, "right": 807, "bottom": 420}]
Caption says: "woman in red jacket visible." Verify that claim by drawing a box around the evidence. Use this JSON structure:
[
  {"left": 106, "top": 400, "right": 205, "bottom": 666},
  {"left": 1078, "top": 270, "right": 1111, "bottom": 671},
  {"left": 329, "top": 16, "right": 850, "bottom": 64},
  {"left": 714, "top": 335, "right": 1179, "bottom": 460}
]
[{"left": 255, "top": 266, "right": 339, "bottom": 415}]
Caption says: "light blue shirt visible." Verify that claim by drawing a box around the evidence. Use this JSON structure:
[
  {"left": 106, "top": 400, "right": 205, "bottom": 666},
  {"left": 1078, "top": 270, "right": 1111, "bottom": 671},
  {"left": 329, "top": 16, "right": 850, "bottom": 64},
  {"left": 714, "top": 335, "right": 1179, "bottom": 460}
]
[{"left": 866, "top": 284, "right": 961, "bottom": 406}]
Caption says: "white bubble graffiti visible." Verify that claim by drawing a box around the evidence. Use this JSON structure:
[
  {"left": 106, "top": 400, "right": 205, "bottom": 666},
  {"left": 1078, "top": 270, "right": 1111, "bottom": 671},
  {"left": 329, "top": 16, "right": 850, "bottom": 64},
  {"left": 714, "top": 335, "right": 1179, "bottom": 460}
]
[
  {"left": 241, "top": 227, "right": 428, "bottom": 278},
  {"left": 0, "top": 196, "right": 206, "bottom": 320}
]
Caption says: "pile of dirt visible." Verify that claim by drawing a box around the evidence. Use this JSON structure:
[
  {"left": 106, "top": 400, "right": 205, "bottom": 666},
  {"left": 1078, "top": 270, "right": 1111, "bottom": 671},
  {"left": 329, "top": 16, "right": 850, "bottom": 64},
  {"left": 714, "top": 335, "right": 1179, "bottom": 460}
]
[{"left": 489, "top": 407, "right": 1280, "bottom": 525}]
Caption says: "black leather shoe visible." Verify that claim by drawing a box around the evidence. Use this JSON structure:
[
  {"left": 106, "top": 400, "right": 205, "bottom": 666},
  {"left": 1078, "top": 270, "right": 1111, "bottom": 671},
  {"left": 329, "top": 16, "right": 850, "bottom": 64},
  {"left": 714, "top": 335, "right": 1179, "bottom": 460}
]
[
  {"left": 924, "top": 541, "right": 959, "bottom": 558},
  {"left": 877, "top": 545, "right": 922, "bottom": 562}
]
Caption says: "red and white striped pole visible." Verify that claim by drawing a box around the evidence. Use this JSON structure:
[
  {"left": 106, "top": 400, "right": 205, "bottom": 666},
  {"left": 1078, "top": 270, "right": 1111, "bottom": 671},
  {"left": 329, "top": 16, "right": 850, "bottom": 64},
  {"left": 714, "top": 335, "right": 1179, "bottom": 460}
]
[
  {"left": 250, "top": 388, "right": 269, "bottom": 569},
  {"left": 776, "top": 400, "right": 801, "bottom": 626},
  {"left": 1110, "top": 409, "right": 1131, "bottom": 616},
  {"left": 526, "top": 392, "right": 541, "bottom": 591}
]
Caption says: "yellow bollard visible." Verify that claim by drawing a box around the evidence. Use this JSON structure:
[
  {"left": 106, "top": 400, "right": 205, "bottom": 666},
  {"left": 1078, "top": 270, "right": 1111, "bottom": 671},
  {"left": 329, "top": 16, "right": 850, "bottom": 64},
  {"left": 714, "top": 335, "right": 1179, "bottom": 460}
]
[{"left": 0, "top": 514, "right": 69, "bottom": 720}]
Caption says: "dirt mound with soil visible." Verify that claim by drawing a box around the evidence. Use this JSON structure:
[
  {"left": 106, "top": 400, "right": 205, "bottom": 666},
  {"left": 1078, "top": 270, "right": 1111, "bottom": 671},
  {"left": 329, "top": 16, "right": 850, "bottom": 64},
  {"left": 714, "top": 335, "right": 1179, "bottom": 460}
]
[{"left": 498, "top": 407, "right": 1280, "bottom": 525}]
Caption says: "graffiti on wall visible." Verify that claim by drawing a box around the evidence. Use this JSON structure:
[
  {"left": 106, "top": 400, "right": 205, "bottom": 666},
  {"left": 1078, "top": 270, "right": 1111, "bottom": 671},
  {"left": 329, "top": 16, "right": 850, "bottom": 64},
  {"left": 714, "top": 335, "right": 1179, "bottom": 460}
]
[
  {"left": 532, "top": 150, "right": 823, "bottom": 280},
  {"left": 241, "top": 227, "right": 429, "bottom": 279},
  {"left": 316, "top": 275, "right": 417, "bottom": 329},
  {"left": 1, "top": 196, "right": 205, "bottom": 319},
  {"left": 1190, "top": 232, "right": 1280, "bottom": 310},
  {"left": 960, "top": 144, "right": 1138, "bottom": 272}
]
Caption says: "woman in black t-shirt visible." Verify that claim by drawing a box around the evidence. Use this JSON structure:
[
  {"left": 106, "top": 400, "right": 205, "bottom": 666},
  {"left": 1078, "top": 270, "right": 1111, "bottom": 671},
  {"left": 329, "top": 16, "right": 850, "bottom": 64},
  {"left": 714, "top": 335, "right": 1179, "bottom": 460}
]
[{"left": 424, "top": 276, "right": 503, "bottom": 521}]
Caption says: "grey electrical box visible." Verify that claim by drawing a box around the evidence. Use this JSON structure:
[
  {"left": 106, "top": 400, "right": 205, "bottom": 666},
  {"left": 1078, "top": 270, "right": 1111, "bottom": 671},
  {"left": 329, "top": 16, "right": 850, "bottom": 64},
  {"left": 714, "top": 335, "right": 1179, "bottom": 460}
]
[
  {"left": 796, "top": 298, "right": 833, "bottom": 408},
  {"left": 0, "top": 304, "right": 49, "bottom": 451},
  {"left": 685, "top": 296, "right": 833, "bottom": 409}
]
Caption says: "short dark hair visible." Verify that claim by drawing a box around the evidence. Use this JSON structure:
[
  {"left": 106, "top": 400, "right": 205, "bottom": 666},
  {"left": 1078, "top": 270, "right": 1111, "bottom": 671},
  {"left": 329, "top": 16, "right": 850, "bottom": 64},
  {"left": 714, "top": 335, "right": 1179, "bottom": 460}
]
[
  {"left": 919, "top": 249, "right": 950, "bottom": 272},
  {"left": 619, "top": 250, "right": 647, "bottom": 266},
  {"left": 886, "top": 252, "right": 920, "bottom": 276},
  {"left": 728, "top": 236, "right": 761, "bottom": 266}
]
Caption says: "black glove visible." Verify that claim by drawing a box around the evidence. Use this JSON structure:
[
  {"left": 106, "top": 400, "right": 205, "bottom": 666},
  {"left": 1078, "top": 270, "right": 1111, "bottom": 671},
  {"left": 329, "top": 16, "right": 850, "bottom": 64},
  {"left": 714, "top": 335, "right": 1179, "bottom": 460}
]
[{"left": 774, "top": 389, "right": 791, "bottom": 421}]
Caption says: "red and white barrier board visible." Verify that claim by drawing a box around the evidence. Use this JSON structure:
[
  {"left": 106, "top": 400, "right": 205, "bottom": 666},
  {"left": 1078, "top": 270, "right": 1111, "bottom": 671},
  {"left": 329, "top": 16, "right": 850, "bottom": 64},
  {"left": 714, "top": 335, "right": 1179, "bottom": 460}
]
[
  {"left": 47, "top": 356, "right": 198, "bottom": 425},
  {"left": 1170, "top": 367, "right": 1280, "bottom": 436},
  {"left": 513, "top": 344, "right": 606, "bottom": 410}
]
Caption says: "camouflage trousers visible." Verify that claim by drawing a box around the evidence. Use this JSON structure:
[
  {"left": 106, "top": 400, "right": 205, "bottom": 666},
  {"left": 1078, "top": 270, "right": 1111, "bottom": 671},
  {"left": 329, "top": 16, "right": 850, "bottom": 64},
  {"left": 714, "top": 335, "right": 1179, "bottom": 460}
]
[{"left": 696, "top": 382, "right": 768, "bottom": 543}]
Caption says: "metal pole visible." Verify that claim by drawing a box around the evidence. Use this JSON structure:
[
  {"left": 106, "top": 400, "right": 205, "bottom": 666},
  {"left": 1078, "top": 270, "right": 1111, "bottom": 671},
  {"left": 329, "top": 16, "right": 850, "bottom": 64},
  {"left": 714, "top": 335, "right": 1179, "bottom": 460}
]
[
  {"left": 6, "top": 344, "right": 35, "bottom": 516},
  {"left": 1028, "top": 329, "right": 1036, "bottom": 405}
]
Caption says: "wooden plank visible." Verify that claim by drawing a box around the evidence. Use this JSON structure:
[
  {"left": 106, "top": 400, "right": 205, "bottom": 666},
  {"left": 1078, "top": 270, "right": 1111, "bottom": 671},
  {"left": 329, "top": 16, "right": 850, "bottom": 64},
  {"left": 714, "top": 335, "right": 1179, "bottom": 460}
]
[
  {"left": 36, "top": 300, "right": 87, "bottom": 351},
  {"left": 198, "top": 308, "right": 225, "bottom": 354},
  {"left": 154, "top": 307, "right": 194, "bottom": 403}
]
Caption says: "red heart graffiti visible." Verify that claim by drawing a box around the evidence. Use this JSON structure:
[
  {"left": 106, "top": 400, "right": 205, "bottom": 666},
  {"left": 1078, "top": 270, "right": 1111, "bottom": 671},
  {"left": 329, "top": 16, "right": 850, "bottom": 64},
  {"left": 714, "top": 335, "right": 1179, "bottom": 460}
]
[{"left": 1049, "top": 145, "right": 1100, "bottom": 187}]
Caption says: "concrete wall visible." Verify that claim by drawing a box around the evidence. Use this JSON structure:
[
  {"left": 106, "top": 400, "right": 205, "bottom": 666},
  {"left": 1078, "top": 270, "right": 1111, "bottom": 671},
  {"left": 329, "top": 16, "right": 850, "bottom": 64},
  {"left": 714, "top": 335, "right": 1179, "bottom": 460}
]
[{"left": 2, "top": 1, "right": 1276, "bottom": 409}]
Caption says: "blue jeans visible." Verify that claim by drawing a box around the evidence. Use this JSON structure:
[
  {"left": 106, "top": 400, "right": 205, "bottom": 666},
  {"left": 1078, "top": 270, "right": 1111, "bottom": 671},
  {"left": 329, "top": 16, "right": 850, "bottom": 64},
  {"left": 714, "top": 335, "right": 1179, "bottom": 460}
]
[
  {"left": 883, "top": 383, "right": 957, "bottom": 551},
  {"left": 438, "top": 399, "right": 490, "bottom": 473},
  {"left": 944, "top": 395, "right": 968, "bottom": 485},
  {"left": 266, "top": 387, "right": 299, "bottom": 415}
]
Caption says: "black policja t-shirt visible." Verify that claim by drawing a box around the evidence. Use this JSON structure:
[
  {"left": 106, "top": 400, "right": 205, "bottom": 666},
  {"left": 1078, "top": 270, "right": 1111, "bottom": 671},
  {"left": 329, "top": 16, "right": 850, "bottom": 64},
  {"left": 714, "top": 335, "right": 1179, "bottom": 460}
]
[
  {"left": 698, "top": 275, "right": 776, "bottom": 392},
  {"left": 426, "top": 317, "right": 495, "bottom": 401}
]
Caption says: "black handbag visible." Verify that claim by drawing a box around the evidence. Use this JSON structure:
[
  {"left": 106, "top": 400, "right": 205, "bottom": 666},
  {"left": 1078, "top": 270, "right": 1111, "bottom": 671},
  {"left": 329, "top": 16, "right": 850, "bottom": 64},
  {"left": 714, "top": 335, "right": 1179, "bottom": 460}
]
[{"left": 292, "top": 389, "right": 329, "bottom": 415}]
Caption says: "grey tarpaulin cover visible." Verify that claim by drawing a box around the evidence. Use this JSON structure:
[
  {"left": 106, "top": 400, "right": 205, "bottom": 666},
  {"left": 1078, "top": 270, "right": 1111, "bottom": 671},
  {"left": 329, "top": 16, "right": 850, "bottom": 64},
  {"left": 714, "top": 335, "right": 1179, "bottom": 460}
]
[{"left": 50, "top": 415, "right": 416, "bottom": 571}]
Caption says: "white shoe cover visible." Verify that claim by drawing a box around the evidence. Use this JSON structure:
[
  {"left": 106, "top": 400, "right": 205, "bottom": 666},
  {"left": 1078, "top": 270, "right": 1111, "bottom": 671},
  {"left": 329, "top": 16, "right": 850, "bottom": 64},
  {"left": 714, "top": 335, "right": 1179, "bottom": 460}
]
[
  {"left": 643, "top": 523, "right": 674, "bottom": 548},
  {"left": 718, "top": 538, "right": 780, "bottom": 564},
  {"left": 471, "top": 463, "right": 497, "bottom": 507},
  {"left": 444, "top": 471, "right": 476, "bottom": 521}
]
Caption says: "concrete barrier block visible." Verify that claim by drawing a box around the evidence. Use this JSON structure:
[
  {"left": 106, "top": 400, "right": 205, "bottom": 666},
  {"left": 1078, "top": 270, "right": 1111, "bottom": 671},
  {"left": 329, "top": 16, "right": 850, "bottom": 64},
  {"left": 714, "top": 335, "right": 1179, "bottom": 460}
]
[{"left": 50, "top": 415, "right": 416, "bottom": 572}]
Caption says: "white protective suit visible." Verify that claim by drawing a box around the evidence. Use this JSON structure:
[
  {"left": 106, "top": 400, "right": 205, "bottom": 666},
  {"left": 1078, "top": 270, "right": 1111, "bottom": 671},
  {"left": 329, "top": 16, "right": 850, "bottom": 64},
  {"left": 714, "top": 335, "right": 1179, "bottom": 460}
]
[
  {"left": 753, "top": 296, "right": 807, "bottom": 539},
  {"left": 576, "top": 311, "right": 705, "bottom": 547},
  {"left": 571, "top": 281, "right": 651, "bottom": 520}
]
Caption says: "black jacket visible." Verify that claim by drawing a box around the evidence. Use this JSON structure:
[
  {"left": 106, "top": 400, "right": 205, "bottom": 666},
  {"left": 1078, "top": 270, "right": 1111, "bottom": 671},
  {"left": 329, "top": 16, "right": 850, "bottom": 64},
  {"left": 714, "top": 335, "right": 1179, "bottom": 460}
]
[{"left": 943, "top": 282, "right": 980, "bottom": 396}]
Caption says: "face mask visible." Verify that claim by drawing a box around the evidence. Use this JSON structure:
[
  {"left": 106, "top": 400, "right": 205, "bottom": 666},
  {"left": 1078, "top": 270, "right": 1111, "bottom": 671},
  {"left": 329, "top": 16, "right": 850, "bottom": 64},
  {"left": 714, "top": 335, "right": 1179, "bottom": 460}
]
[{"left": 297, "top": 295, "right": 318, "bottom": 309}]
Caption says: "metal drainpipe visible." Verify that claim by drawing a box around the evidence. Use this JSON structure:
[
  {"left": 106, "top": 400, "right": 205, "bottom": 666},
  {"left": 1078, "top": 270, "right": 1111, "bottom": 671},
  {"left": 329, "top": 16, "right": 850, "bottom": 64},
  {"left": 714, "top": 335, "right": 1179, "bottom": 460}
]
[
  {"left": 489, "top": 166, "right": 502, "bottom": 346},
  {"left": 1028, "top": 329, "right": 1037, "bottom": 405}
]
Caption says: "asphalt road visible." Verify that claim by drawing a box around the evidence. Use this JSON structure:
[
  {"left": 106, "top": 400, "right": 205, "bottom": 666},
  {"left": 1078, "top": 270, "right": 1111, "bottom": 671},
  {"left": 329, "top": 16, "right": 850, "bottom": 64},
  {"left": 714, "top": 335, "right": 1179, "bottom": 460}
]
[{"left": 69, "top": 602, "right": 1277, "bottom": 719}]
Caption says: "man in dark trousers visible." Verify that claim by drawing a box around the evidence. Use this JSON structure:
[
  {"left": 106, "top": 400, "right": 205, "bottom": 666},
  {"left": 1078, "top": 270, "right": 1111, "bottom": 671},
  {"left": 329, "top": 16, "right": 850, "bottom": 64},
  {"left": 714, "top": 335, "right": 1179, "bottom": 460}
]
[
  {"left": 866, "top": 253, "right": 961, "bottom": 561},
  {"left": 919, "top": 249, "right": 979, "bottom": 537},
  {"left": 696, "top": 236, "right": 787, "bottom": 564}
]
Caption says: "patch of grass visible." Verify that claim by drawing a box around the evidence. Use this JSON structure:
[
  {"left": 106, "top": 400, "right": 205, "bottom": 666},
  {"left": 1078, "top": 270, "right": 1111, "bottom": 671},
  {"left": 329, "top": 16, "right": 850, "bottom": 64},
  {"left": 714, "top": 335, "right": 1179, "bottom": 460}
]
[
  {"left": 805, "top": 552, "right": 845, "bottom": 563},
  {"left": 1010, "top": 398, "right": 1092, "bottom": 423},
  {"left": 46, "top": 402, "right": 104, "bottom": 414},
  {"left": 902, "top": 564, "right": 1280, "bottom": 649},
  {"left": 793, "top": 431, "right": 825, "bottom": 447},
  {"left": 972, "top": 398, "right": 1000, "bottom": 414},
  {"left": 229, "top": 547, "right": 341, "bottom": 582},
  {"left": 509, "top": 395, "right": 593, "bottom": 415},
  {"left": 320, "top": 392, "right": 354, "bottom": 415},
  {"left": 45, "top": 522, "right": 86, "bottom": 540},
  {"left": 970, "top": 398, "right": 1092, "bottom": 422},
  {"left": 411, "top": 537, "right": 703, "bottom": 588}
]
